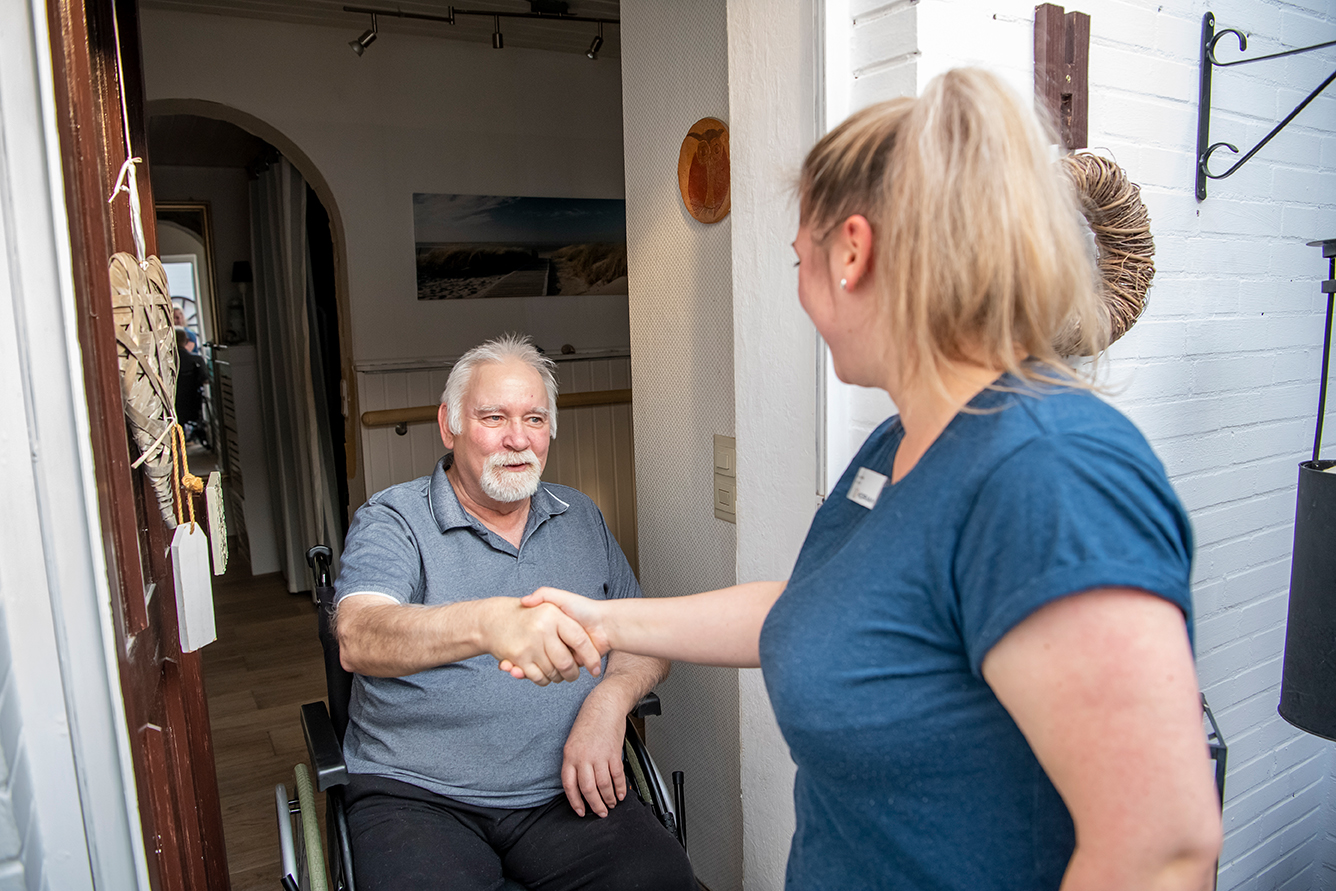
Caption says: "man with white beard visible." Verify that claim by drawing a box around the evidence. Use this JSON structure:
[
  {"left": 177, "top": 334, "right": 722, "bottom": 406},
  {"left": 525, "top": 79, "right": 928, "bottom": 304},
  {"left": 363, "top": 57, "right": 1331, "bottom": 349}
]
[{"left": 333, "top": 335, "right": 693, "bottom": 891}]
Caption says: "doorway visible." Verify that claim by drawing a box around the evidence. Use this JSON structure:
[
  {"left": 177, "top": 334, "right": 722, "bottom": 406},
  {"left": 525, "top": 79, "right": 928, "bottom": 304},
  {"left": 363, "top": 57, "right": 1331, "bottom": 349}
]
[
  {"left": 147, "top": 112, "right": 350, "bottom": 886},
  {"left": 137, "top": 5, "right": 642, "bottom": 883}
]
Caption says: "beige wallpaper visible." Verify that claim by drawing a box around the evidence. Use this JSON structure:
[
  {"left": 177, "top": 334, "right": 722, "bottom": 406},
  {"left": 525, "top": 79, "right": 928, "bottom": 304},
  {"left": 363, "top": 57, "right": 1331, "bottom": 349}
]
[{"left": 621, "top": 1, "right": 742, "bottom": 888}]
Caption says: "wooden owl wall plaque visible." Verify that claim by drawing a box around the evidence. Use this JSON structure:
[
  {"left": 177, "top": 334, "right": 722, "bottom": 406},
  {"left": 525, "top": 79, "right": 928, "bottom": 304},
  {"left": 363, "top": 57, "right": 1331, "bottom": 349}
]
[{"left": 678, "top": 117, "right": 731, "bottom": 224}]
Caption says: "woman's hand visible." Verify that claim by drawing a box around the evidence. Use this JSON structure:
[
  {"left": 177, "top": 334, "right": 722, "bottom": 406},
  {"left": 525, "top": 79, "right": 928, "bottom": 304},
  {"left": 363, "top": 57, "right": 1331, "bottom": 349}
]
[
  {"left": 497, "top": 588, "right": 611, "bottom": 680},
  {"left": 523, "top": 587, "right": 613, "bottom": 652},
  {"left": 501, "top": 580, "right": 786, "bottom": 678},
  {"left": 482, "top": 597, "right": 603, "bottom": 685}
]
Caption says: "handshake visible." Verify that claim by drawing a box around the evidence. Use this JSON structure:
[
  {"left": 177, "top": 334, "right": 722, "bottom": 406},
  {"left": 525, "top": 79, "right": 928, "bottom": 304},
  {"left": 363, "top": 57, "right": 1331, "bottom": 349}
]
[{"left": 491, "top": 587, "right": 610, "bottom": 686}]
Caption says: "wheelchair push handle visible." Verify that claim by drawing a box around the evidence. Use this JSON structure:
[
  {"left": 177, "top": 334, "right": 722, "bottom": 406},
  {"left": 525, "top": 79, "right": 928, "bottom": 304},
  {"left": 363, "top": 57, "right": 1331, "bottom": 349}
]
[{"left": 306, "top": 545, "right": 333, "bottom": 589}]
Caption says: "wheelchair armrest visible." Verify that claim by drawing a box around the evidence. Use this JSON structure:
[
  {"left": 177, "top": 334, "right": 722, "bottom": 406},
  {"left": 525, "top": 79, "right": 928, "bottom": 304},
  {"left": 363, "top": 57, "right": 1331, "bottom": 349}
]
[
  {"left": 301, "top": 701, "right": 349, "bottom": 792},
  {"left": 631, "top": 692, "right": 661, "bottom": 719}
]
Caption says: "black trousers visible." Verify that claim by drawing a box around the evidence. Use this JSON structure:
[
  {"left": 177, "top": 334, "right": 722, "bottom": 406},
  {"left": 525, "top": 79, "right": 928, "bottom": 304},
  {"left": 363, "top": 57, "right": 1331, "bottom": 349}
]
[{"left": 344, "top": 774, "right": 696, "bottom": 891}]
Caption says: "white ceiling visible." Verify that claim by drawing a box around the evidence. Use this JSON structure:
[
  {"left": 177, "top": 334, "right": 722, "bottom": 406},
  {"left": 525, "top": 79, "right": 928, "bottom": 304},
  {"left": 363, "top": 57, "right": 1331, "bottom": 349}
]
[{"left": 138, "top": 0, "right": 622, "bottom": 58}]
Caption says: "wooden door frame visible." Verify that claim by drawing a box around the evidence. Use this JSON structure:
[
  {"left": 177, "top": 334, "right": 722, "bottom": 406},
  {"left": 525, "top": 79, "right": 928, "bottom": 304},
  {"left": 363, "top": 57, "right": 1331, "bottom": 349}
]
[
  {"left": 0, "top": 4, "right": 149, "bottom": 888},
  {"left": 44, "top": 0, "right": 229, "bottom": 888}
]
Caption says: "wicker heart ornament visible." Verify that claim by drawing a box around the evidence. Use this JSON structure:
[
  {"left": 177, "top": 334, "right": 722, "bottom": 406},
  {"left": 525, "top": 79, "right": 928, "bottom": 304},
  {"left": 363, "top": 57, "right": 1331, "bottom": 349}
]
[{"left": 110, "top": 252, "right": 179, "bottom": 526}]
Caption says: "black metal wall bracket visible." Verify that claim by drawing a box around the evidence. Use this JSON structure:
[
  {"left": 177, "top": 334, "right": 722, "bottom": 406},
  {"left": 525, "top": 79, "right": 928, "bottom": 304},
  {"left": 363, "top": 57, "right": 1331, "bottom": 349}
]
[{"left": 1195, "top": 12, "right": 1336, "bottom": 200}]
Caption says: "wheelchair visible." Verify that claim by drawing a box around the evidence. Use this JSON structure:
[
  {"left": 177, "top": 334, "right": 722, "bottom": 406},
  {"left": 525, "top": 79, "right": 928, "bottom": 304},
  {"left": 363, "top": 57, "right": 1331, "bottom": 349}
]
[{"left": 277, "top": 545, "right": 689, "bottom": 891}]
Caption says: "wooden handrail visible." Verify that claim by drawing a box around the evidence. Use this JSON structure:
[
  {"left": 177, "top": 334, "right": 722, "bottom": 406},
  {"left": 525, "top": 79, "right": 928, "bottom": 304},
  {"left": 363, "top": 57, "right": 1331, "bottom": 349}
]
[
  {"left": 361, "top": 405, "right": 439, "bottom": 428},
  {"left": 362, "top": 388, "right": 633, "bottom": 430}
]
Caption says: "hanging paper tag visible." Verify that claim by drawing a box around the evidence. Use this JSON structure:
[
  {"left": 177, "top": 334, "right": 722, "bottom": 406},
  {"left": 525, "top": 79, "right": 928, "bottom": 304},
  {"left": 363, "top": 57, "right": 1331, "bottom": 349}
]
[
  {"left": 171, "top": 524, "right": 217, "bottom": 652},
  {"left": 205, "top": 471, "right": 229, "bottom": 576},
  {"left": 847, "top": 466, "right": 888, "bottom": 510}
]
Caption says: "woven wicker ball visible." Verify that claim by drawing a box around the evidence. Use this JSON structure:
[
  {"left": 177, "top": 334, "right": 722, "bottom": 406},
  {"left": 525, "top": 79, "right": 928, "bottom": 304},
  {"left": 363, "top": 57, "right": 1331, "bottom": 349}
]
[
  {"left": 111, "top": 252, "right": 179, "bottom": 526},
  {"left": 1057, "top": 153, "right": 1156, "bottom": 356}
]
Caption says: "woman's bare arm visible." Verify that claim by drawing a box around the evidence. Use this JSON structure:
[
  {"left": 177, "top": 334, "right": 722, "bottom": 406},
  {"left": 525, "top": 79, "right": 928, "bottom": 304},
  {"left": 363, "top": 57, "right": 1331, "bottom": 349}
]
[
  {"left": 337, "top": 593, "right": 602, "bottom": 685},
  {"left": 516, "top": 581, "right": 786, "bottom": 668},
  {"left": 982, "top": 588, "right": 1223, "bottom": 891}
]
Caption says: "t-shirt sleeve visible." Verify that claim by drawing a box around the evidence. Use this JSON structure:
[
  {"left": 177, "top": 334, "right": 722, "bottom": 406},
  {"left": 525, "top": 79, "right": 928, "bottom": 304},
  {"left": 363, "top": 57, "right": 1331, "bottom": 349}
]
[
  {"left": 334, "top": 499, "right": 423, "bottom": 605},
  {"left": 954, "top": 431, "right": 1194, "bottom": 678}
]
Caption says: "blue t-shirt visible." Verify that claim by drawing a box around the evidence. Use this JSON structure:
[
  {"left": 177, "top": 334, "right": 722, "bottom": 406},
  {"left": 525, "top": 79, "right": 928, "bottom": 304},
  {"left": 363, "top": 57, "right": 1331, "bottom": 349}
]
[{"left": 759, "top": 380, "right": 1193, "bottom": 891}]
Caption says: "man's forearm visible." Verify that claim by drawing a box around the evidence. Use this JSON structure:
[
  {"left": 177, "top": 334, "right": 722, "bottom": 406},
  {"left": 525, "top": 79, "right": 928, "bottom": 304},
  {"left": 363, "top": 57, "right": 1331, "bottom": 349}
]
[
  {"left": 337, "top": 596, "right": 494, "bottom": 677},
  {"left": 339, "top": 595, "right": 602, "bottom": 683},
  {"left": 589, "top": 651, "right": 670, "bottom": 713}
]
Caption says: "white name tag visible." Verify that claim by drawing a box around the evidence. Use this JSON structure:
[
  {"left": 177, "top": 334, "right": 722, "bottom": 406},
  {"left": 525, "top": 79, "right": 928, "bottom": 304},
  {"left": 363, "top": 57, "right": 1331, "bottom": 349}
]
[{"left": 847, "top": 466, "right": 888, "bottom": 509}]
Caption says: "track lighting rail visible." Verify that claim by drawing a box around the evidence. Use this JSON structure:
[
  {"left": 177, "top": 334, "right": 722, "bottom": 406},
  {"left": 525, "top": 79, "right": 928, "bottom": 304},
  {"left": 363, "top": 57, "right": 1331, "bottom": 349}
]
[{"left": 342, "top": 5, "right": 619, "bottom": 27}]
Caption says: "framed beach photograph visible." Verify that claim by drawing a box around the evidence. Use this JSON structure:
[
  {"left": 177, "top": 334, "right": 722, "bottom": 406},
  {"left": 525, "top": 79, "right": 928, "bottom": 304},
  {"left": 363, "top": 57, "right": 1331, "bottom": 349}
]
[{"left": 413, "top": 193, "right": 628, "bottom": 300}]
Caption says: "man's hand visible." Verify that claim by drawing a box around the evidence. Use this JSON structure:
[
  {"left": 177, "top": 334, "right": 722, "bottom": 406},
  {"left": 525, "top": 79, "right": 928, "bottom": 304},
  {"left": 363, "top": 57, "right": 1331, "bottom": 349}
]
[
  {"left": 522, "top": 587, "right": 611, "bottom": 651},
  {"left": 561, "top": 690, "right": 628, "bottom": 817},
  {"left": 482, "top": 598, "right": 603, "bottom": 686},
  {"left": 500, "top": 588, "right": 612, "bottom": 681}
]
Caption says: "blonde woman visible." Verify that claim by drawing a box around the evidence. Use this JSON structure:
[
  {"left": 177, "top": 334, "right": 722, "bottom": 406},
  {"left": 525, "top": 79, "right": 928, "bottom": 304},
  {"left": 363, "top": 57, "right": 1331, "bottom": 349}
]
[{"left": 513, "top": 69, "right": 1223, "bottom": 890}]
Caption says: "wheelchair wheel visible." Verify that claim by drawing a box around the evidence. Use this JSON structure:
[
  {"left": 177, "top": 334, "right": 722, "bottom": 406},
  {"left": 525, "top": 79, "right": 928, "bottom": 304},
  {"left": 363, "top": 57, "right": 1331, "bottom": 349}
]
[
  {"left": 294, "top": 763, "right": 329, "bottom": 891},
  {"left": 624, "top": 737, "right": 653, "bottom": 805}
]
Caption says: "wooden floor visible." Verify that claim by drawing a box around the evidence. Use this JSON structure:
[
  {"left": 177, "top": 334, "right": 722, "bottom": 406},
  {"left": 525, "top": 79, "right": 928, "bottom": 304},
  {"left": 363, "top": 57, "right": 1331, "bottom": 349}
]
[{"left": 202, "top": 559, "right": 328, "bottom": 891}]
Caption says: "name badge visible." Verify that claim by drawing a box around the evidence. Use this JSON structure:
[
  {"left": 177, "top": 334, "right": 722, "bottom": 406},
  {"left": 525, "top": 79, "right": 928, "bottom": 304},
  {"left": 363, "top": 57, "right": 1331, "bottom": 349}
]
[{"left": 847, "top": 466, "right": 888, "bottom": 509}]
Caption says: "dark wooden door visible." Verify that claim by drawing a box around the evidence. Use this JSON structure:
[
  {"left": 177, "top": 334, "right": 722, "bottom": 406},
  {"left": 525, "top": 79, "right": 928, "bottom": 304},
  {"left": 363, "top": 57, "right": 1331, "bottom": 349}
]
[{"left": 46, "top": 2, "right": 229, "bottom": 888}]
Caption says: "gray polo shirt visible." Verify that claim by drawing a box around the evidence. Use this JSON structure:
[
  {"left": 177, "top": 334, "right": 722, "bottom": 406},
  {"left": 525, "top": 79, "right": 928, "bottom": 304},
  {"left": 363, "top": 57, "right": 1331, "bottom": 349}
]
[{"left": 335, "top": 455, "right": 641, "bottom": 808}]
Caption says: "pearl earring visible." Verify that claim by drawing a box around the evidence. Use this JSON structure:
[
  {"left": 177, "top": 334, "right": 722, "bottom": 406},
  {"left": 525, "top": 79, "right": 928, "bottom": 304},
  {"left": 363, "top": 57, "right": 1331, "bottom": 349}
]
[{"left": 840, "top": 278, "right": 848, "bottom": 291}]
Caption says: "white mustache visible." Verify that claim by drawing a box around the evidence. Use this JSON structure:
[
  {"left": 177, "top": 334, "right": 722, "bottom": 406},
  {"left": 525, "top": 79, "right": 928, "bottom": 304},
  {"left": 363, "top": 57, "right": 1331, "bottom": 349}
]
[{"left": 485, "top": 450, "right": 538, "bottom": 471}]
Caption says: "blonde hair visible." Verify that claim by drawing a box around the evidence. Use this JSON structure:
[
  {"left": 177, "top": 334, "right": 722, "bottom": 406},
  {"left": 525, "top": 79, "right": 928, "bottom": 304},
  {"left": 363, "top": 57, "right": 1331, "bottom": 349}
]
[{"left": 799, "top": 68, "right": 1105, "bottom": 395}]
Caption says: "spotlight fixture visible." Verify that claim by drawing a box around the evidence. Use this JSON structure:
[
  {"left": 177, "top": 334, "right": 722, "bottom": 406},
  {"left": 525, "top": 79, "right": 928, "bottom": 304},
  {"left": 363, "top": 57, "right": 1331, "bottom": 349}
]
[
  {"left": 349, "top": 12, "right": 377, "bottom": 55},
  {"left": 586, "top": 21, "right": 603, "bottom": 60},
  {"left": 340, "top": 6, "right": 618, "bottom": 56}
]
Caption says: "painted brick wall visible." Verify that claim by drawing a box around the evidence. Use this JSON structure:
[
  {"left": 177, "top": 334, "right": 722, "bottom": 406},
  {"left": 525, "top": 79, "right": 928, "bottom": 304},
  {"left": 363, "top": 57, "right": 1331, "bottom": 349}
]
[
  {"left": 0, "top": 603, "right": 30, "bottom": 891},
  {"left": 830, "top": 0, "right": 1336, "bottom": 887}
]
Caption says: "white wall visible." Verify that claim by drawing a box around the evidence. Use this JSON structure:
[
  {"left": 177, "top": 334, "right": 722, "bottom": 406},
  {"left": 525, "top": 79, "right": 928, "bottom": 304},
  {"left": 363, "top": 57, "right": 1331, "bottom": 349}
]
[
  {"left": 141, "top": 10, "right": 632, "bottom": 369},
  {"left": 622, "top": 5, "right": 827, "bottom": 888},
  {"left": 141, "top": 11, "right": 634, "bottom": 513},
  {"left": 829, "top": 0, "right": 1336, "bottom": 887},
  {"left": 727, "top": 1, "right": 823, "bottom": 887},
  {"left": 619, "top": 2, "right": 743, "bottom": 888}
]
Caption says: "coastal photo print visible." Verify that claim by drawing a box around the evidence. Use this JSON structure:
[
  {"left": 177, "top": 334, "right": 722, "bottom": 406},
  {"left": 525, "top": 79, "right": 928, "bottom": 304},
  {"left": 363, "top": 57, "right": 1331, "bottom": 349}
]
[{"left": 413, "top": 193, "right": 628, "bottom": 300}]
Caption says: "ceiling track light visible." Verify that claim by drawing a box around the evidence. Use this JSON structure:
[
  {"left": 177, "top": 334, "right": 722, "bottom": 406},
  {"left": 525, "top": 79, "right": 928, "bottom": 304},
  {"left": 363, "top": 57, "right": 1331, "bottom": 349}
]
[
  {"left": 341, "top": 6, "right": 617, "bottom": 55},
  {"left": 349, "top": 11, "right": 377, "bottom": 55},
  {"left": 586, "top": 21, "right": 603, "bottom": 60}
]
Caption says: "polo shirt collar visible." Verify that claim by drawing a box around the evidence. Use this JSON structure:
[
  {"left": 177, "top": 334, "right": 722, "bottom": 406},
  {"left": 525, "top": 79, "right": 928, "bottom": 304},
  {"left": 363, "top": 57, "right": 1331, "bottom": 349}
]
[{"left": 428, "top": 454, "right": 570, "bottom": 538}]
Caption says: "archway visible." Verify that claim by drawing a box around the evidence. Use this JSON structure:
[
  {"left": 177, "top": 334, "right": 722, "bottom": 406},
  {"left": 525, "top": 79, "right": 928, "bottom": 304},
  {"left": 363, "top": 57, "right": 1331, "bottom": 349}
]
[
  {"left": 146, "top": 98, "right": 363, "bottom": 506},
  {"left": 145, "top": 103, "right": 352, "bottom": 885}
]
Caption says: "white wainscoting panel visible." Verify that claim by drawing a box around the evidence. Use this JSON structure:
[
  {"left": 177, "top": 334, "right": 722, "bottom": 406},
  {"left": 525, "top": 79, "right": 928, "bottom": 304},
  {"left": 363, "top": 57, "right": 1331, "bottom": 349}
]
[{"left": 357, "top": 355, "right": 638, "bottom": 571}]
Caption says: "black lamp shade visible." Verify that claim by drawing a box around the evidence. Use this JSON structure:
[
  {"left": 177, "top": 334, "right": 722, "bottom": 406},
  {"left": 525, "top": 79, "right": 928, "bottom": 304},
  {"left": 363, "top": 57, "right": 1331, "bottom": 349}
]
[
  {"left": 232, "top": 260, "right": 253, "bottom": 284},
  {"left": 1279, "top": 460, "right": 1336, "bottom": 740}
]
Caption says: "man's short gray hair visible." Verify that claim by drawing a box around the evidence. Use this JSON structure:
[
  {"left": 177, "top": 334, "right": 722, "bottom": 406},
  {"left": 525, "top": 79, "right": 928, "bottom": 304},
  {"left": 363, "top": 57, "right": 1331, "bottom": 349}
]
[{"left": 441, "top": 334, "right": 559, "bottom": 438}]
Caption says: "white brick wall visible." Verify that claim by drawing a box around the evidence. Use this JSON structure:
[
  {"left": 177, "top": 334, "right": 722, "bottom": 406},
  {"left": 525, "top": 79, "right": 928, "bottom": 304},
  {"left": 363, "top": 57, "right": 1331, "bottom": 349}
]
[
  {"left": 828, "top": 0, "right": 1336, "bottom": 886},
  {"left": 0, "top": 605, "right": 27, "bottom": 891}
]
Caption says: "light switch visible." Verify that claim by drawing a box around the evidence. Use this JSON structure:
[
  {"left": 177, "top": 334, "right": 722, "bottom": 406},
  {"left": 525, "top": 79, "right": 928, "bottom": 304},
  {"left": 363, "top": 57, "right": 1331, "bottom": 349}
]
[
  {"left": 713, "top": 435, "right": 736, "bottom": 477},
  {"left": 714, "top": 435, "right": 736, "bottom": 523}
]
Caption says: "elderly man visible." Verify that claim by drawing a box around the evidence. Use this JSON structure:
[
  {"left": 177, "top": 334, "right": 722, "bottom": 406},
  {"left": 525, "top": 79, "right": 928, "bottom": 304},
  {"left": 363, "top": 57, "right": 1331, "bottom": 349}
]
[{"left": 334, "top": 335, "right": 693, "bottom": 891}]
